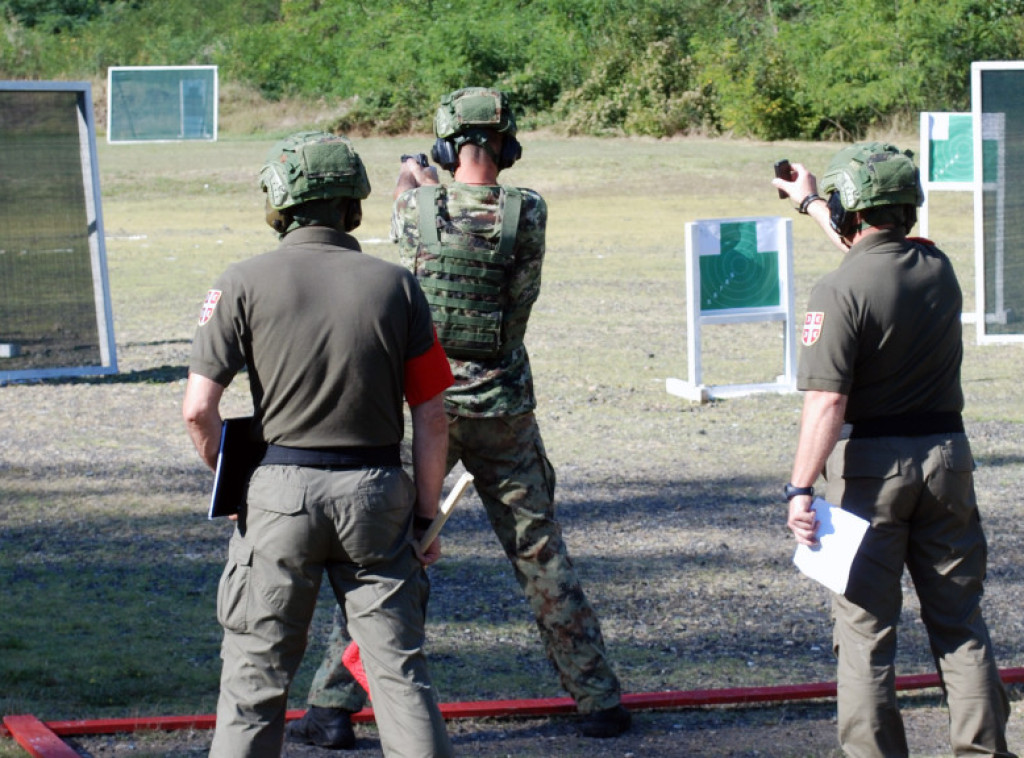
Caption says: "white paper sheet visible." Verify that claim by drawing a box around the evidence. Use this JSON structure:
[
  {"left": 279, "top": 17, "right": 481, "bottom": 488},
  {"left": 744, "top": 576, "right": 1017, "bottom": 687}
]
[{"left": 792, "top": 497, "right": 870, "bottom": 595}]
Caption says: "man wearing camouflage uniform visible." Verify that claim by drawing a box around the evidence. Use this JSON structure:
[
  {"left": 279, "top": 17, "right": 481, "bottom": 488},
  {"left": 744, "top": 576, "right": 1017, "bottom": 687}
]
[
  {"left": 290, "top": 88, "right": 630, "bottom": 746},
  {"left": 774, "top": 143, "right": 1014, "bottom": 757}
]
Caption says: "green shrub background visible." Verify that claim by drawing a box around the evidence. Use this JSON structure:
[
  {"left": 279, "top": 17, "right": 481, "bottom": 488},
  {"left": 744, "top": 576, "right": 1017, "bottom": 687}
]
[{"left": 3, "top": 0, "right": 1024, "bottom": 139}]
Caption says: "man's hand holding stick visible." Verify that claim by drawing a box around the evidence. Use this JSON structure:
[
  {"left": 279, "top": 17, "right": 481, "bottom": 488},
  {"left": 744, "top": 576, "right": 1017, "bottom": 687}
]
[{"left": 416, "top": 471, "right": 474, "bottom": 555}]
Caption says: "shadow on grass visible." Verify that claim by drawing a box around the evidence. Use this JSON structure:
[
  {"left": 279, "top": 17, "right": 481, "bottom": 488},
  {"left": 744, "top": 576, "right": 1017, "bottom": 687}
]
[
  {"left": 5, "top": 364, "right": 190, "bottom": 387},
  {"left": 3, "top": 461, "right": 1024, "bottom": 724}
]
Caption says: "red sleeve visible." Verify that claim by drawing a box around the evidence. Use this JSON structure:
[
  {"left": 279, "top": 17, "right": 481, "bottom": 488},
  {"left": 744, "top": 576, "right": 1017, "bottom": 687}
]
[{"left": 404, "top": 328, "right": 454, "bottom": 407}]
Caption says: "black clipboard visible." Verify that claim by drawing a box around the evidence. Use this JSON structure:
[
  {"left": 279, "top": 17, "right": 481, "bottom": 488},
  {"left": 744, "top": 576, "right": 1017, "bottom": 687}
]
[{"left": 208, "top": 416, "right": 266, "bottom": 519}]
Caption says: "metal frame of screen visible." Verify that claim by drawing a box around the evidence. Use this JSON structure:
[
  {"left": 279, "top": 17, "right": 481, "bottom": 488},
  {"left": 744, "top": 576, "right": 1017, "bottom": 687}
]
[
  {"left": 971, "top": 61, "right": 1024, "bottom": 343},
  {"left": 0, "top": 80, "right": 118, "bottom": 383},
  {"left": 107, "top": 65, "right": 218, "bottom": 144}
]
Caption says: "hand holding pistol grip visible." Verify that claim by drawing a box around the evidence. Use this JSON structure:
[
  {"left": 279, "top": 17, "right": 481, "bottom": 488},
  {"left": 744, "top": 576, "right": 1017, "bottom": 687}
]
[{"left": 401, "top": 153, "right": 429, "bottom": 167}]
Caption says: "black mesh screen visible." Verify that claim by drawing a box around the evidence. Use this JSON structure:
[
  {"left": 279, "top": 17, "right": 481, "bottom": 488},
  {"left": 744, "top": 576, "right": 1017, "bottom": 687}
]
[
  {"left": 0, "top": 89, "right": 108, "bottom": 374},
  {"left": 979, "top": 68, "right": 1024, "bottom": 336}
]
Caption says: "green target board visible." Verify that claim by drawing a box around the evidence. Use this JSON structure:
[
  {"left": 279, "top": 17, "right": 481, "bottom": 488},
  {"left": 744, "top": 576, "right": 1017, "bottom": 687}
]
[
  {"left": 927, "top": 113, "right": 974, "bottom": 184},
  {"left": 923, "top": 112, "right": 1000, "bottom": 187},
  {"left": 667, "top": 216, "right": 795, "bottom": 402},
  {"left": 696, "top": 220, "right": 781, "bottom": 311}
]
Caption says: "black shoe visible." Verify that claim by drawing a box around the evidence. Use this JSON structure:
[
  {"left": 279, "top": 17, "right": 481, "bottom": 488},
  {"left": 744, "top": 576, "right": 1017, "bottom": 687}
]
[
  {"left": 578, "top": 704, "right": 632, "bottom": 738},
  {"left": 285, "top": 706, "right": 356, "bottom": 750}
]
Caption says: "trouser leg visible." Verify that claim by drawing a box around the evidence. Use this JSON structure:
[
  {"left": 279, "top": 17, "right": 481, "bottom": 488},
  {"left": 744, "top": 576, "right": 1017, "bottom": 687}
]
[
  {"left": 325, "top": 467, "right": 452, "bottom": 758},
  {"left": 908, "top": 438, "right": 1013, "bottom": 757},
  {"left": 209, "top": 467, "right": 324, "bottom": 758},
  {"left": 306, "top": 604, "right": 369, "bottom": 711},
  {"left": 450, "top": 412, "right": 621, "bottom": 713},
  {"left": 825, "top": 439, "right": 910, "bottom": 758},
  {"left": 332, "top": 555, "right": 451, "bottom": 757},
  {"left": 832, "top": 592, "right": 908, "bottom": 758}
]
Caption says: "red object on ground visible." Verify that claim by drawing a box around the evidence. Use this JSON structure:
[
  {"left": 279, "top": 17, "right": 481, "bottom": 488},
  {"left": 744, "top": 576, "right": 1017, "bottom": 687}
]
[
  {"left": 2, "top": 668, "right": 1023, "bottom": 741},
  {"left": 2, "top": 715, "right": 81, "bottom": 758},
  {"left": 342, "top": 641, "right": 370, "bottom": 694}
]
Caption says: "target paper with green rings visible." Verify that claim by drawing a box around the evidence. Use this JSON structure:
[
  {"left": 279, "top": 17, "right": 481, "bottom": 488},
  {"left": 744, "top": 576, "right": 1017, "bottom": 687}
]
[
  {"left": 697, "top": 220, "right": 780, "bottom": 311},
  {"left": 926, "top": 113, "right": 1000, "bottom": 184},
  {"left": 928, "top": 113, "right": 974, "bottom": 183}
]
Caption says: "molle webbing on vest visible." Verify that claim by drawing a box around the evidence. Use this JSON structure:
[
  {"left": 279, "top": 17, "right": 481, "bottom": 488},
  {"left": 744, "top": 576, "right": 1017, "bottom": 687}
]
[{"left": 415, "top": 185, "right": 523, "bottom": 359}]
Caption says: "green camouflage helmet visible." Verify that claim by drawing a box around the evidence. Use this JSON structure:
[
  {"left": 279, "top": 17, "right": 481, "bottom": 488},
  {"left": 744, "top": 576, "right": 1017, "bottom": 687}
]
[
  {"left": 820, "top": 141, "right": 923, "bottom": 211},
  {"left": 259, "top": 131, "right": 370, "bottom": 210},
  {"left": 434, "top": 87, "right": 517, "bottom": 142}
]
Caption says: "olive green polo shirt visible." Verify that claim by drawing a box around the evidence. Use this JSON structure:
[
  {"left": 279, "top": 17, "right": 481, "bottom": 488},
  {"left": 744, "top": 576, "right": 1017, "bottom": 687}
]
[
  {"left": 797, "top": 229, "right": 964, "bottom": 421},
  {"left": 189, "top": 226, "right": 435, "bottom": 448}
]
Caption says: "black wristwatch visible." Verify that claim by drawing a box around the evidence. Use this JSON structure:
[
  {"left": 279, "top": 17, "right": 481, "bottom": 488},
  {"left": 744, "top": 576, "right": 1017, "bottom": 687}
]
[{"left": 784, "top": 483, "right": 815, "bottom": 500}]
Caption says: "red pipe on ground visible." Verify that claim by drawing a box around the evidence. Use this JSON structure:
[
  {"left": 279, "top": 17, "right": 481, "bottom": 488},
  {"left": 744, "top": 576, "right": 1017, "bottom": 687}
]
[{"left": 5, "top": 667, "right": 1024, "bottom": 745}]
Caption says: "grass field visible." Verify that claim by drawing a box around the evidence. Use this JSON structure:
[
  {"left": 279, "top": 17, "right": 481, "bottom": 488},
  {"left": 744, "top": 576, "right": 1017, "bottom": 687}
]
[{"left": 2, "top": 132, "right": 1023, "bottom": 757}]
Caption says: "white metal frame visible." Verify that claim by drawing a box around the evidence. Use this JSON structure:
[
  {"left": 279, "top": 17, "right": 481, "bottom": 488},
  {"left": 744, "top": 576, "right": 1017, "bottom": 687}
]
[
  {"left": 666, "top": 216, "right": 796, "bottom": 403},
  {"left": 107, "top": 65, "right": 219, "bottom": 143}
]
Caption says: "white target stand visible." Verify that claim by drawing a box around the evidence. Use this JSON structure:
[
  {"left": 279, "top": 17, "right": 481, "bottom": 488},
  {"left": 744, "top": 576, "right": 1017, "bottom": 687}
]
[{"left": 666, "top": 216, "right": 797, "bottom": 403}]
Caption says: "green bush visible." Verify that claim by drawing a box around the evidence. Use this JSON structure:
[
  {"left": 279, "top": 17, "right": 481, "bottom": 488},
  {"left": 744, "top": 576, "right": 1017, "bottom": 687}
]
[
  {"left": 3, "top": 0, "right": 1024, "bottom": 139},
  {"left": 555, "top": 38, "right": 713, "bottom": 137}
]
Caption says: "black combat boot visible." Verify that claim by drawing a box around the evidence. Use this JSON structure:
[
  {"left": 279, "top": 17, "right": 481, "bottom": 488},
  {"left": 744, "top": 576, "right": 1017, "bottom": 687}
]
[
  {"left": 578, "top": 703, "right": 632, "bottom": 738},
  {"left": 285, "top": 706, "right": 356, "bottom": 750}
]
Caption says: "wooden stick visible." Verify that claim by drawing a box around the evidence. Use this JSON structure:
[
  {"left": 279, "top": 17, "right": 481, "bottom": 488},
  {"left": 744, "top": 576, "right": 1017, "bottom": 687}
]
[{"left": 417, "top": 471, "right": 474, "bottom": 552}]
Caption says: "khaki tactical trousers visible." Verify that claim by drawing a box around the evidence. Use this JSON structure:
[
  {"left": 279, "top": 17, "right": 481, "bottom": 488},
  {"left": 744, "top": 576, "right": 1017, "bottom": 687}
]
[
  {"left": 825, "top": 434, "right": 1014, "bottom": 758},
  {"left": 208, "top": 465, "right": 452, "bottom": 758}
]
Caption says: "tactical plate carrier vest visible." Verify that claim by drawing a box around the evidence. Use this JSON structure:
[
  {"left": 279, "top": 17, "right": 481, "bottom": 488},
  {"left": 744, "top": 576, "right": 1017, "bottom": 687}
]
[{"left": 413, "top": 185, "right": 523, "bottom": 360}]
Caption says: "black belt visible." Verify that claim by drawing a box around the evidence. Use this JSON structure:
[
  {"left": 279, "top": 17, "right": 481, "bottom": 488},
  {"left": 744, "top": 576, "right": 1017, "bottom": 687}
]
[
  {"left": 260, "top": 443, "right": 401, "bottom": 469},
  {"left": 840, "top": 411, "right": 964, "bottom": 439}
]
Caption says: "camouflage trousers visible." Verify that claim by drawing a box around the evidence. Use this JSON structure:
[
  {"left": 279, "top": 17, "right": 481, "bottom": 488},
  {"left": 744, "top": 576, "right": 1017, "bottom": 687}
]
[
  {"left": 305, "top": 604, "right": 369, "bottom": 712},
  {"left": 305, "top": 411, "right": 622, "bottom": 714}
]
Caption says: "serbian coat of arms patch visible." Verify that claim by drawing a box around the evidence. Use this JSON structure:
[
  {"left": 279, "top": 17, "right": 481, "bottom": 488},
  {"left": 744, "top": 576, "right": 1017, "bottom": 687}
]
[{"left": 801, "top": 311, "right": 824, "bottom": 346}]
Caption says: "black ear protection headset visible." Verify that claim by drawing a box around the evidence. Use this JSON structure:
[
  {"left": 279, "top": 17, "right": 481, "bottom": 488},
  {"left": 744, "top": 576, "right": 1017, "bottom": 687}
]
[
  {"left": 431, "top": 131, "right": 522, "bottom": 173},
  {"left": 826, "top": 191, "right": 857, "bottom": 239},
  {"left": 430, "top": 138, "right": 457, "bottom": 171}
]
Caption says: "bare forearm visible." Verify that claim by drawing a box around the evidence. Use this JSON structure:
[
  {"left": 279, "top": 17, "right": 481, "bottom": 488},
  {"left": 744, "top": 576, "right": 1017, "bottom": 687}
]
[
  {"left": 393, "top": 159, "right": 439, "bottom": 201},
  {"left": 786, "top": 390, "right": 846, "bottom": 545},
  {"left": 410, "top": 394, "right": 449, "bottom": 519},
  {"left": 790, "top": 390, "right": 847, "bottom": 487},
  {"left": 182, "top": 372, "right": 225, "bottom": 471},
  {"left": 805, "top": 198, "right": 848, "bottom": 252}
]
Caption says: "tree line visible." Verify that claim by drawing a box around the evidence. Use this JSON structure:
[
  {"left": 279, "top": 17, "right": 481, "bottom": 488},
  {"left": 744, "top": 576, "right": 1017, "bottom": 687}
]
[{"left": 2, "top": 0, "right": 1022, "bottom": 140}]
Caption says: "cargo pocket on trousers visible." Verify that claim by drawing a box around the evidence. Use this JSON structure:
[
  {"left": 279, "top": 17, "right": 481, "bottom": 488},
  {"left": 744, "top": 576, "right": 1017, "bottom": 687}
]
[
  {"left": 831, "top": 440, "right": 900, "bottom": 516},
  {"left": 937, "top": 439, "right": 977, "bottom": 523},
  {"left": 217, "top": 536, "right": 253, "bottom": 633}
]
